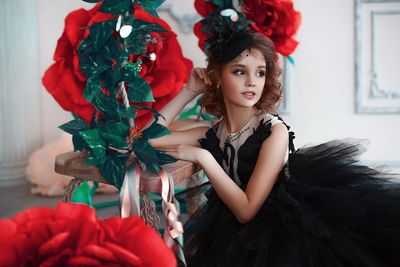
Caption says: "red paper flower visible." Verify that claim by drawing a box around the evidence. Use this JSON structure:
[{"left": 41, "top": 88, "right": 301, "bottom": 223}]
[
  {"left": 0, "top": 202, "right": 176, "bottom": 267},
  {"left": 242, "top": 0, "right": 301, "bottom": 56},
  {"left": 194, "top": 0, "right": 216, "bottom": 17},
  {"left": 133, "top": 7, "right": 193, "bottom": 127},
  {"left": 193, "top": 21, "right": 208, "bottom": 53},
  {"left": 42, "top": 4, "right": 192, "bottom": 127}
]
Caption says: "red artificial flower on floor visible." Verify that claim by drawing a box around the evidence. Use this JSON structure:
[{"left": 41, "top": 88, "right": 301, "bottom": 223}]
[
  {"left": 242, "top": 0, "right": 301, "bottom": 56},
  {"left": 0, "top": 202, "right": 176, "bottom": 267},
  {"left": 42, "top": 4, "right": 192, "bottom": 127}
]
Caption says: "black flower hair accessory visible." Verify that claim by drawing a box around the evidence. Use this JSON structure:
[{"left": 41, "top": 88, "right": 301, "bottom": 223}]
[{"left": 203, "top": 13, "right": 255, "bottom": 63}]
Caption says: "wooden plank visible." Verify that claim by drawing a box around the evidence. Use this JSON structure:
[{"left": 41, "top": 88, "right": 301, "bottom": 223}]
[{"left": 55, "top": 151, "right": 201, "bottom": 193}]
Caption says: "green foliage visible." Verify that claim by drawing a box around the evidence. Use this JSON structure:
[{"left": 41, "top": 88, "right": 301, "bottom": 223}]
[
  {"left": 84, "top": 76, "right": 103, "bottom": 102},
  {"left": 133, "top": 139, "right": 160, "bottom": 174},
  {"left": 139, "top": 0, "right": 166, "bottom": 17},
  {"left": 60, "top": 0, "right": 179, "bottom": 190},
  {"left": 99, "top": 153, "right": 128, "bottom": 188},
  {"left": 89, "top": 20, "right": 116, "bottom": 51},
  {"left": 59, "top": 118, "right": 90, "bottom": 135},
  {"left": 79, "top": 129, "right": 107, "bottom": 164},
  {"left": 126, "top": 76, "right": 154, "bottom": 102},
  {"left": 99, "top": 0, "right": 132, "bottom": 15},
  {"left": 142, "top": 121, "right": 170, "bottom": 140}
]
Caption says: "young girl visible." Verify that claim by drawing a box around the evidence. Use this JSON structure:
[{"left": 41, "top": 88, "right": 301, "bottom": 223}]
[{"left": 149, "top": 30, "right": 400, "bottom": 266}]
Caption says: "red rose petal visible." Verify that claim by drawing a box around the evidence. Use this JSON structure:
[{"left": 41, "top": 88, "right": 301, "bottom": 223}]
[
  {"left": 103, "top": 242, "right": 142, "bottom": 266},
  {"left": 0, "top": 219, "right": 17, "bottom": 244},
  {"left": 38, "top": 232, "right": 70, "bottom": 257},
  {"left": 67, "top": 256, "right": 103, "bottom": 266},
  {"left": 76, "top": 244, "right": 117, "bottom": 262}
]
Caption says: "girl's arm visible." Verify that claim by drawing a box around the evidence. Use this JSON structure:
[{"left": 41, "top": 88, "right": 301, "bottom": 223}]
[
  {"left": 144, "top": 68, "right": 210, "bottom": 129},
  {"left": 164, "top": 123, "right": 288, "bottom": 223},
  {"left": 146, "top": 68, "right": 211, "bottom": 148}
]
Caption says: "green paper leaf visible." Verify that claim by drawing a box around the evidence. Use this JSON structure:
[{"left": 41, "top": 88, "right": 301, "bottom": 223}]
[
  {"left": 71, "top": 180, "right": 93, "bottom": 206},
  {"left": 127, "top": 76, "right": 154, "bottom": 102},
  {"left": 99, "top": 0, "right": 131, "bottom": 15},
  {"left": 101, "top": 122, "right": 130, "bottom": 136},
  {"left": 104, "top": 69, "right": 122, "bottom": 90},
  {"left": 157, "top": 150, "right": 177, "bottom": 165},
  {"left": 79, "top": 129, "right": 107, "bottom": 165},
  {"left": 93, "top": 91, "right": 118, "bottom": 116},
  {"left": 99, "top": 153, "right": 127, "bottom": 188},
  {"left": 79, "top": 57, "right": 110, "bottom": 80},
  {"left": 59, "top": 118, "right": 90, "bottom": 135},
  {"left": 89, "top": 20, "right": 116, "bottom": 51},
  {"left": 130, "top": 19, "right": 167, "bottom": 33},
  {"left": 102, "top": 132, "right": 129, "bottom": 148},
  {"left": 84, "top": 76, "right": 102, "bottom": 102},
  {"left": 117, "top": 105, "right": 136, "bottom": 119},
  {"left": 133, "top": 140, "right": 160, "bottom": 173},
  {"left": 139, "top": 0, "right": 165, "bottom": 17},
  {"left": 141, "top": 122, "right": 170, "bottom": 140},
  {"left": 78, "top": 38, "right": 92, "bottom": 54}
]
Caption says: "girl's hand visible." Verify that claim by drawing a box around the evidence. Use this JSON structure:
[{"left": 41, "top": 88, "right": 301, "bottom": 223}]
[
  {"left": 160, "top": 144, "right": 208, "bottom": 164},
  {"left": 185, "top": 68, "right": 212, "bottom": 95}
]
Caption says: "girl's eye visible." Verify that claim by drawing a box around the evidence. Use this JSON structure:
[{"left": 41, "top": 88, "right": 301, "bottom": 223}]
[
  {"left": 256, "top": 70, "right": 265, "bottom": 78},
  {"left": 232, "top": 69, "right": 245, "bottom": 76}
]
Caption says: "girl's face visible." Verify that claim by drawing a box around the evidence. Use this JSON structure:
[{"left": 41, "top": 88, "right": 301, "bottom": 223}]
[{"left": 219, "top": 48, "right": 266, "bottom": 110}]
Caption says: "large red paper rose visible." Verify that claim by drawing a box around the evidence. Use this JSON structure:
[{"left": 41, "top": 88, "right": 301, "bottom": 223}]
[
  {"left": 242, "top": 0, "right": 301, "bottom": 56},
  {"left": 42, "top": 4, "right": 192, "bottom": 127},
  {"left": 0, "top": 202, "right": 176, "bottom": 266}
]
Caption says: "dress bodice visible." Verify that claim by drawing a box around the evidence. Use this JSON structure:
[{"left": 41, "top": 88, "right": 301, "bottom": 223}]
[{"left": 198, "top": 113, "right": 295, "bottom": 187}]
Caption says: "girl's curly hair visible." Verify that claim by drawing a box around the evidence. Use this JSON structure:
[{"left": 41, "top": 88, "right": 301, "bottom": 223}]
[{"left": 201, "top": 33, "right": 282, "bottom": 117}]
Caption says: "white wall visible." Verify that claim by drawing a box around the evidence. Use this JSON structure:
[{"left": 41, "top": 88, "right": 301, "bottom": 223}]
[{"left": 2, "top": 0, "right": 398, "bottom": 185}]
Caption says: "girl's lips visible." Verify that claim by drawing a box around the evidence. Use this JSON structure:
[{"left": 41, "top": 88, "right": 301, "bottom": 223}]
[{"left": 241, "top": 91, "right": 256, "bottom": 99}]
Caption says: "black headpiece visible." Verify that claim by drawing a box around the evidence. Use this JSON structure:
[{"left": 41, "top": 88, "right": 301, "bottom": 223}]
[{"left": 201, "top": 10, "right": 255, "bottom": 64}]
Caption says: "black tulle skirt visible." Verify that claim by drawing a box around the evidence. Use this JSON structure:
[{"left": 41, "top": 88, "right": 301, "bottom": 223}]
[{"left": 177, "top": 139, "right": 400, "bottom": 267}]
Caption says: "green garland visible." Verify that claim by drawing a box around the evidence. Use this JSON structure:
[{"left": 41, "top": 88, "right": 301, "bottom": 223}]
[{"left": 60, "top": 0, "right": 177, "bottom": 192}]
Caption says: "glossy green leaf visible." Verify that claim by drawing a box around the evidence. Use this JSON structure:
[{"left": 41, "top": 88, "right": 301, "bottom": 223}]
[
  {"left": 102, "top": 132, "right": 129, "bottom": 148},
  {"left": 104, "top": 69, "right": 122, "bottom": 89},
  {"left": 84, "top": 76, "right": 102, "bottom": 102},
  {"left": 59, "top": 118, "right": 89, "bottom": 134},
  {"left": 141, "top": 122, "right": 170, "bottom": 140},
  {"left": 72, "top": 135, "right": 87, "bottom": 151},
  {"left": 99, "top": 0, "right": 131, "bottom": 15},
  {"left": 71, "top": 180, "right": 93, "bottom": 206},
  {"left": 117, "top": 105, "right": 136, "bottom": 119},
  {"left": 139, "top": 0, "right": 165, "bottom": 17},
  {"left": 99, "top": 154, "right": 127, "bottom": 189},
  {"left": 157, "top": 150, "right": 177, "bottom": 165},
  {"left": 127, "top": 76, "right": 154, "bottom": 102},
  {"left": 89, "top": 20, "right": 116, "bottom": 51},
  {"left": 101, "top": 122, "right": 130, "bottom": 136},
  {"left": 93, "top": 91, "right": 118, "bottom": 116},
  {"left": 133, "top": 140, "right": 160, "bottom": 174},
  {"left": 79, "top": 129, "right": 107, "bottom": 165},
  {"left": 77, "top": 38, "right": 92, "bottom": 54},
  {"left": 79, "top": 57, "right": 110, "bottom": 80},
  {"left": 130, "top": 19, "right": 167, "bottom": 33}
]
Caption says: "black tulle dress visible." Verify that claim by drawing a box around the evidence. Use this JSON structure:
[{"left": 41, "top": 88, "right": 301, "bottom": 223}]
[{"left": 178, "top": 113, "right": 400, "bottom": 267}]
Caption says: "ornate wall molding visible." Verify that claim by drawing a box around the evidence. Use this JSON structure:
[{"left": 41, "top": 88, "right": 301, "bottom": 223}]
[{"left": 355, "top": 0, "right": 400, "bottom": 113}]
